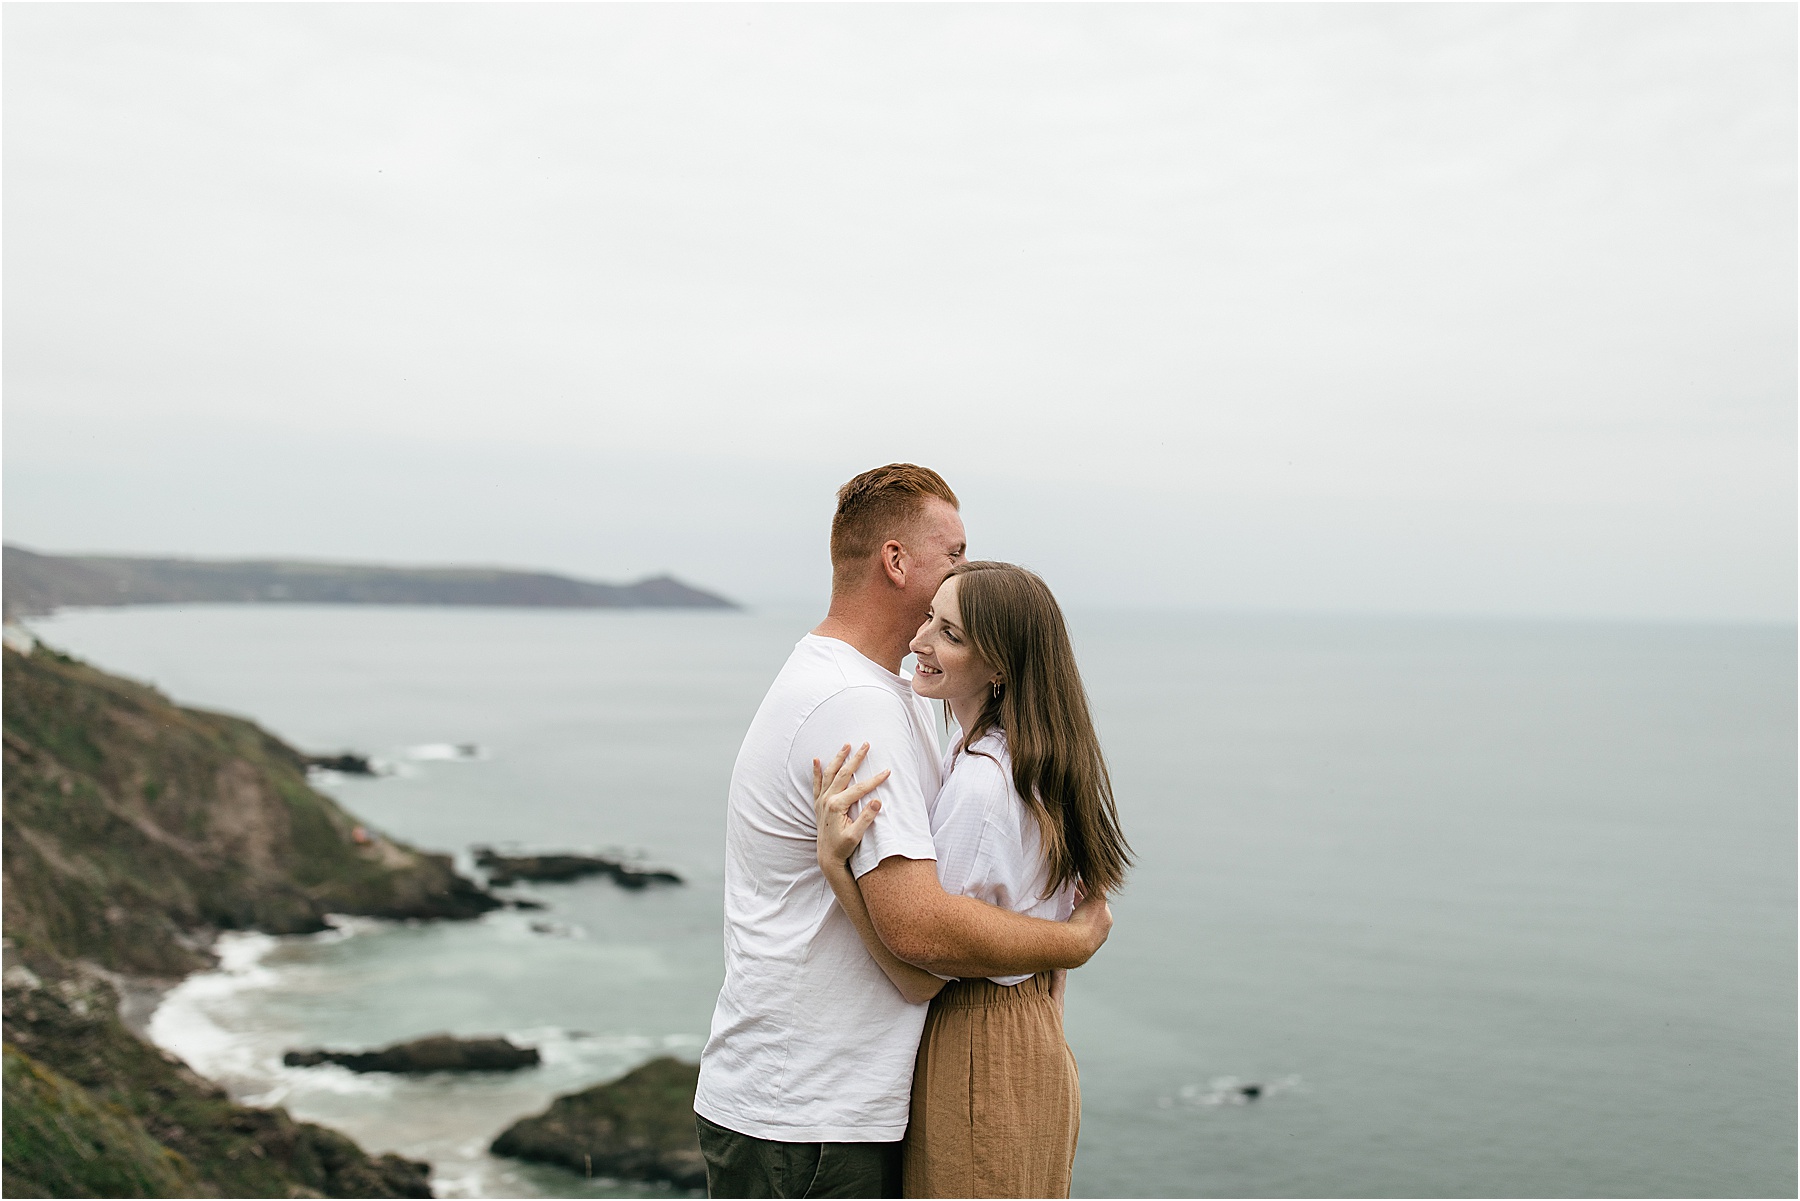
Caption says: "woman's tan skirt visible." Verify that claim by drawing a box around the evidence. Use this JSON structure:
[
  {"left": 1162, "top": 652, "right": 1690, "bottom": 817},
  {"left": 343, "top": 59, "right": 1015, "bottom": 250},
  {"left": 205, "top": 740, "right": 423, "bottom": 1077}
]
[{"left": 902, "top": 972, "right": 1080, "bottom": 1198}]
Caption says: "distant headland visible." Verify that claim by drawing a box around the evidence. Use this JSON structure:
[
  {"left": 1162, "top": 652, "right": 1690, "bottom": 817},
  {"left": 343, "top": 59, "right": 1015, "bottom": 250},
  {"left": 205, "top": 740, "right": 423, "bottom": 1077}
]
[{"left": 2, "top": 545, "right": 737, "bottom": 619}]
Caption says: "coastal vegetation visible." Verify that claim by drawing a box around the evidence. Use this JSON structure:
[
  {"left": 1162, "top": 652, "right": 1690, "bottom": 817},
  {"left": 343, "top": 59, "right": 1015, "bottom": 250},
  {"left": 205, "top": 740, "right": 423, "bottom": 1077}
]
[
  {"left": 4, "top": 968, "right": 431, "bottom": 1198},
  {"left": 490, "top": 1057, "right": 705, "bottom": 1191},
  {"left": 1, "top": 640, "right": 505, "bottom": 1196},
  {"left": 3, "top": 641, "right": 497, "bottom": 977},
  {"left": 2, "top": 544, "right": 736, "bottom": 619}
]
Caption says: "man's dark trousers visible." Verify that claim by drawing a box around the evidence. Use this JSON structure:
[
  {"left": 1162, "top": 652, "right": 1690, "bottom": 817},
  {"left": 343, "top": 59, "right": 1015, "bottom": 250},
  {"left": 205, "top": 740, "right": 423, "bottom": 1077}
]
[{"left": 695, "top": 1112, "right": 902, "bottom": 1198}]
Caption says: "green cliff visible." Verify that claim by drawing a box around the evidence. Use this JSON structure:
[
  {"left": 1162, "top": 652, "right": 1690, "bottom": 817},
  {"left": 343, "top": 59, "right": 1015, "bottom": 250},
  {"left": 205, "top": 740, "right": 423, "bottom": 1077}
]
[
  {"left": 4, "top": 642, "right": 497, "bottom": 977},
  {"left": 2, "top": 641, "right": 502, "bottom": 1196},
  {"left": 3, "top": 1043, "right": 201, "bottom": 1198},
  {"left": 4, "top": 971, "right": 429, "bottom": 1198}
]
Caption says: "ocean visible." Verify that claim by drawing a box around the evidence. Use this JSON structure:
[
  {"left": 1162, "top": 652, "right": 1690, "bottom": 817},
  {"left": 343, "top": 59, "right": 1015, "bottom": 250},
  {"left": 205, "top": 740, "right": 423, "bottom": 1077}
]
[{"left": 24, "top": 603, "right": 1796, "bottom": 1198}]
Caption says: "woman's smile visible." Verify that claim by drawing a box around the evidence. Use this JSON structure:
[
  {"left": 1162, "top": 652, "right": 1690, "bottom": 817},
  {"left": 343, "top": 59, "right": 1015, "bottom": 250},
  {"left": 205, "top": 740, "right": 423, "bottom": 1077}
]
[{"left": 908, "top": 575, "right": 1001, "bottom": 731}]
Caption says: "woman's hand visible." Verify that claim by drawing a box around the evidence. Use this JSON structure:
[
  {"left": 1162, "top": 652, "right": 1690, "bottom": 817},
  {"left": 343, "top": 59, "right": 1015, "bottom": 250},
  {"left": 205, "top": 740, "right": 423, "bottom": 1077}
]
[
  {"left": 813, "top": 742, "right": 889, "bottom": 868},
  {"left": 808, "top": 743, "right": 944, "bottom": 1006}
]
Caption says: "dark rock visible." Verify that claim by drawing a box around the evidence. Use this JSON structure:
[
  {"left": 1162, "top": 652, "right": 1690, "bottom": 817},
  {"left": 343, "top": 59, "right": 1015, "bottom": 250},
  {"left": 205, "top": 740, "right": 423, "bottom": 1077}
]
[
  {"left": 284, "top": 1035, "right": 539, "bottom": 1074},
  {"left": 506, "top": 897, "right": 548, "bottom": 911},
  {"left": 491, "top": 1056, "right": 703, "bottom": 1190},
  {"left": 474, "top": 847, "right": 683, "bottom": 891},
  {"left": 306, "top": 752, "right": 377, "bottom": 775},
  {"left": 614, "top": 867, "right": 684, "bottom": 890},
  {"left": 1240, "top": 1084, "right": 1262, "bottom": 1100}
]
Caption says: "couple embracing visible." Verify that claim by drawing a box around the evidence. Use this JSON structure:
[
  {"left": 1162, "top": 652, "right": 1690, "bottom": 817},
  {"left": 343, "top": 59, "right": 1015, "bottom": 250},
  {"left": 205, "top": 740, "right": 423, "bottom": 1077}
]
[{"left": 694, "top": 464, "right": 1131, "bottom": 1199}]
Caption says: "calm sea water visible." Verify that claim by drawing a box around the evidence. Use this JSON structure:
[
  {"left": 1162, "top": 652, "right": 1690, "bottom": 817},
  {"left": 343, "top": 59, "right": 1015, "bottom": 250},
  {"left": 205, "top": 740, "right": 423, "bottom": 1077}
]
[{"left": 26, "top": 604, "right": 1796, "bottom": 1199}]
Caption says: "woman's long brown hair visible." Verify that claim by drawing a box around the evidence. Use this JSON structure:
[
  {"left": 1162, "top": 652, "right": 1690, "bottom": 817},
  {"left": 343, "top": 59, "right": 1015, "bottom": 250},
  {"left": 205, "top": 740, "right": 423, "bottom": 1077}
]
[{"left": 946, "top": 561, "right": 1132, "bottom": 897}]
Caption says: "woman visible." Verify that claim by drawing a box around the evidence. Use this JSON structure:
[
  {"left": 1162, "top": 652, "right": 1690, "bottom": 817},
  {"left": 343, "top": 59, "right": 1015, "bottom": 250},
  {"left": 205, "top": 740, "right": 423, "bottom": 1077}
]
[{"left": 812, "top": 560, "right": 1132, "bottom": 1198}]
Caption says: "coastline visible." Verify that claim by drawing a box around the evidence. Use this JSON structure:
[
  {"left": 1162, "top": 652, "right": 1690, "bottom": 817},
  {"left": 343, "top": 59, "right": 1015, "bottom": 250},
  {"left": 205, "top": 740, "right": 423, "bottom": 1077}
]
[
  {"left": 2, "top": 638, "right": 509, "bottom": 1196},
  {"left": 16, "top": 602, "right": 1797, "bottom": 1198},
  {"left": 136, "top": 919, "right": 706, "bottom": 1199},
  {"left": 72, "top": 958, "right": 189, "bottom": 1042}
]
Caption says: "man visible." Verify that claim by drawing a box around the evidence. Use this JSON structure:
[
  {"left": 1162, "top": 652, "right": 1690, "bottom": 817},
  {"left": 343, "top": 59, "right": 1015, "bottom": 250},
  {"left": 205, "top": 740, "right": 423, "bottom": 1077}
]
[{"left": 694, "top": 463, "right": 1114, "bottom": 1198}]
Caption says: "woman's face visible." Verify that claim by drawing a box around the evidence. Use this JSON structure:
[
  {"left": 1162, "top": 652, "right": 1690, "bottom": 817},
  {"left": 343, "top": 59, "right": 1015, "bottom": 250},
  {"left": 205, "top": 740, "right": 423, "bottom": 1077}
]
[{"left": 909, "top": 576, "right": 999, "bottom": 706}]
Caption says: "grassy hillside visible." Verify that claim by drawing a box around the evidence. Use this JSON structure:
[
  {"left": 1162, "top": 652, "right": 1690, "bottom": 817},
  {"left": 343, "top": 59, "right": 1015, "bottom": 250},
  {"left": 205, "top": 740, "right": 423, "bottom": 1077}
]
[
  {"left": 3, "top": 1044, "right": 202, "bottom": 1198},
  {"left": 2, "top": 641, "right": 505, "bottom": 1196},
  {"left": 3, "top": 970, "right": 429, "bottom": 1198},
  {"left": 3, "top": 642, "right": 497, "bottom": 976}
]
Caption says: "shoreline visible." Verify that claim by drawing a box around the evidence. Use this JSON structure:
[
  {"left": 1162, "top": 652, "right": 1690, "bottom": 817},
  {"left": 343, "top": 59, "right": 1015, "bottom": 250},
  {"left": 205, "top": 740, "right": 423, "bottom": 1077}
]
[
  {"left": 83, "top": 963, "right": 190, "bottom": 1042},
  {"left": 138, "top": 916, "right": 707, "bottom": 1199}
]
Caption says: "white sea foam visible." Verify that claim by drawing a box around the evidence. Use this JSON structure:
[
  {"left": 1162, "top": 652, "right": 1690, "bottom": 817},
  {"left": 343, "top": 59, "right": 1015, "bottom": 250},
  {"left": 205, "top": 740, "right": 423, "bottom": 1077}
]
[
  {"left": 277, "top": 1061, "right": 402, "bottom": 1099},
  {"left": 401, "top": 742, "right": 488, "bottom": 761},
  {"left": 146, "top": 932, "right": 286, "bottom": 1086},
  {"left": 1158, "top": 1074, "right": 1306, "bottom": 1109},
  {"left": 502, "top": 1026, "right": 702, "bottom": 1073}
]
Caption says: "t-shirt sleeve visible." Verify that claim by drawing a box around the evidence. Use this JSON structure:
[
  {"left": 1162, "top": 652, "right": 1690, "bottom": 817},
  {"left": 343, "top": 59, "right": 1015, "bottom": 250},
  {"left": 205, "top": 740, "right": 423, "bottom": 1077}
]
[
  {"left": 930, "top": 752, "right": 1013, "bottom": 908},
  {"left": 791, "top": 687, "right": 938, "bottom": 879}
]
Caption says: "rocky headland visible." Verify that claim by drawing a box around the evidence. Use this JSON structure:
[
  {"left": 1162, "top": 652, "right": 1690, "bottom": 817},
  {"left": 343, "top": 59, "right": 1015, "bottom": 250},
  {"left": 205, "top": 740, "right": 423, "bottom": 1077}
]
[
  {"left": 490, "top": 1056, "right": 705, "bottom": 1190},
  {"left": 2, "top": 639, "right": 506, "bottom": 1196},
  {"left": 2, "top": 544, "right": 736, "bottom": 619}
]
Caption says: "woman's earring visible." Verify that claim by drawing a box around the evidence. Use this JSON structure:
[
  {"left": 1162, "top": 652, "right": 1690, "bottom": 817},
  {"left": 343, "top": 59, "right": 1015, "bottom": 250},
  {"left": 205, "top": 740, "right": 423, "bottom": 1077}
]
[{"left": 991, "top": 680, "right": 1002, "bottom": 699}]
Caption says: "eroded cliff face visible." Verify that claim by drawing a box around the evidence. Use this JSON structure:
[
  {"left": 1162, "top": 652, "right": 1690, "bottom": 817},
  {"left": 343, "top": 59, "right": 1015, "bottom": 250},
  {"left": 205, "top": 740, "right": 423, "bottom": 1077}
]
[
  {"left": 3, "top": 643, "right": 497, "bottom": 977},
  {"left": 1, "top": 642, "right": 502, "bottom": 1197}
]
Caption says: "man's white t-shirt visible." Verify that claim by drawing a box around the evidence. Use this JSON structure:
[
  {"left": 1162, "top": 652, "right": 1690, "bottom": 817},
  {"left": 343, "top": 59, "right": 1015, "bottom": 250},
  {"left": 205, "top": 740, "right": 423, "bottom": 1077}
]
[
  {"left": 929, "top": 728, "right": 1077, "bottom": 985},
  {"left": 695, "top": 634, "right": 943, "bottom": 1143}
]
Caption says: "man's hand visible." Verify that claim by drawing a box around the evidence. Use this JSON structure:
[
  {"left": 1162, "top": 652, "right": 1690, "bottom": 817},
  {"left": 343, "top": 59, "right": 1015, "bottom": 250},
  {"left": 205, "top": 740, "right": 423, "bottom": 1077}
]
[{"left": 1066, "top": 886, "right": 1114, "bottom": 959}]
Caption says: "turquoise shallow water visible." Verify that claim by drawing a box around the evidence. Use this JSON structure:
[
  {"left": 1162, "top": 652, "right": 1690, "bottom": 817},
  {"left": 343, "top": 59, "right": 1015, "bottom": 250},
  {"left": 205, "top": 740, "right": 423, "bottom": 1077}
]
[{"left": 26, "top": 604, "right": 1797, "bottom": 1198}]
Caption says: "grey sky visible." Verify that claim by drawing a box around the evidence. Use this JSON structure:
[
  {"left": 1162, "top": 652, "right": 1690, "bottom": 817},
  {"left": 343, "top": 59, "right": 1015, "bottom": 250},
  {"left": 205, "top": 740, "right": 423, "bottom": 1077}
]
[{"left": 5, "top": 4, "right": 1793, "bottom": 620}]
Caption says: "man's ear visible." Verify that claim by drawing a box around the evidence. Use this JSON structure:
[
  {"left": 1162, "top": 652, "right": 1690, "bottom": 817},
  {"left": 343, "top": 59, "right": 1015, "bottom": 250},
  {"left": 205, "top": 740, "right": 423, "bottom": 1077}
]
[{"left": 880, "top": 539, "right": 907, "bottom": 588}]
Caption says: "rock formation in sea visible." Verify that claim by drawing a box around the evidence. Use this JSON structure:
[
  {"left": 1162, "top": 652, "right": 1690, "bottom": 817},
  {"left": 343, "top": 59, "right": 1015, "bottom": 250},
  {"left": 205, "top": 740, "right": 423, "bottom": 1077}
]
[
  {"left": 284, "top": 1035, "right": 540, "bottom": 1074},
  {"left": 305, "top": 752, "right": 378, "bottom": 776},
  {"left": 2, "top": 638, "right": 507, "bottom": 1196},
  {"left": 474, "top": 847, "right": 684, "bottom": 891},
  {"left": 489, "top": 1056, "right": 705, "bottom": 1190}
]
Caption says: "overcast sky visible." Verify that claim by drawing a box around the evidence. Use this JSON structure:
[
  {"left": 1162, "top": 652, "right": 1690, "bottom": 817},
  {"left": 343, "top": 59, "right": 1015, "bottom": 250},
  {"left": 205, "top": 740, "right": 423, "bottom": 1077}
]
[{"left": 4, "top": 4, "right": 1793, "bottom": 621}]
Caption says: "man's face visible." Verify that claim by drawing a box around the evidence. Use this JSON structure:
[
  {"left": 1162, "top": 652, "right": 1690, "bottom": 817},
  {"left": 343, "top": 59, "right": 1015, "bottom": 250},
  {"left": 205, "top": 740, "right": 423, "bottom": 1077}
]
[{"left": 903, "top": 498, "right": 967, "bottom": 606}]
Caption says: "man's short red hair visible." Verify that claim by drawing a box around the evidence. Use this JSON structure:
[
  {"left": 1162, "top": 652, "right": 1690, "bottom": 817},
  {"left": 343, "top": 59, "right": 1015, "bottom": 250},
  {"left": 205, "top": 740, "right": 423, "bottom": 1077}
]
[{"left": 830, "top": 464, "right": 960, "bottom": 584}]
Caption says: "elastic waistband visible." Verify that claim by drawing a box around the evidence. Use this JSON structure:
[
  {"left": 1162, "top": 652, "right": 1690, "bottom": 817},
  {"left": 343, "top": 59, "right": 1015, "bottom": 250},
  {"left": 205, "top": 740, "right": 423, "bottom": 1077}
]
[{"left": 930, "top": 972, "right": 1056, "bottom": 1010}]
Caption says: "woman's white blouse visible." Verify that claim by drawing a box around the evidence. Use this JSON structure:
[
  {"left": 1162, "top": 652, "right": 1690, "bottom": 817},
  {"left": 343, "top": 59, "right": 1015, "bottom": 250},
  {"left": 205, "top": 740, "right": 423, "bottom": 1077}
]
[{"left": 929, "top": 727, "right": 1078, "bottom": 985}]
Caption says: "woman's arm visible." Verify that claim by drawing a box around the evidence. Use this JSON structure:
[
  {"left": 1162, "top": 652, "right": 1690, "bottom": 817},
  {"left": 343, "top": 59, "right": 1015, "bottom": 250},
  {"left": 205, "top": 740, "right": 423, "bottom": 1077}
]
[
  {"left": 815, "top": 745, "right": 946, "bottom": 1006},
  {"left": 822, "top": 855, "right": 945, "bottom": 1006}
]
